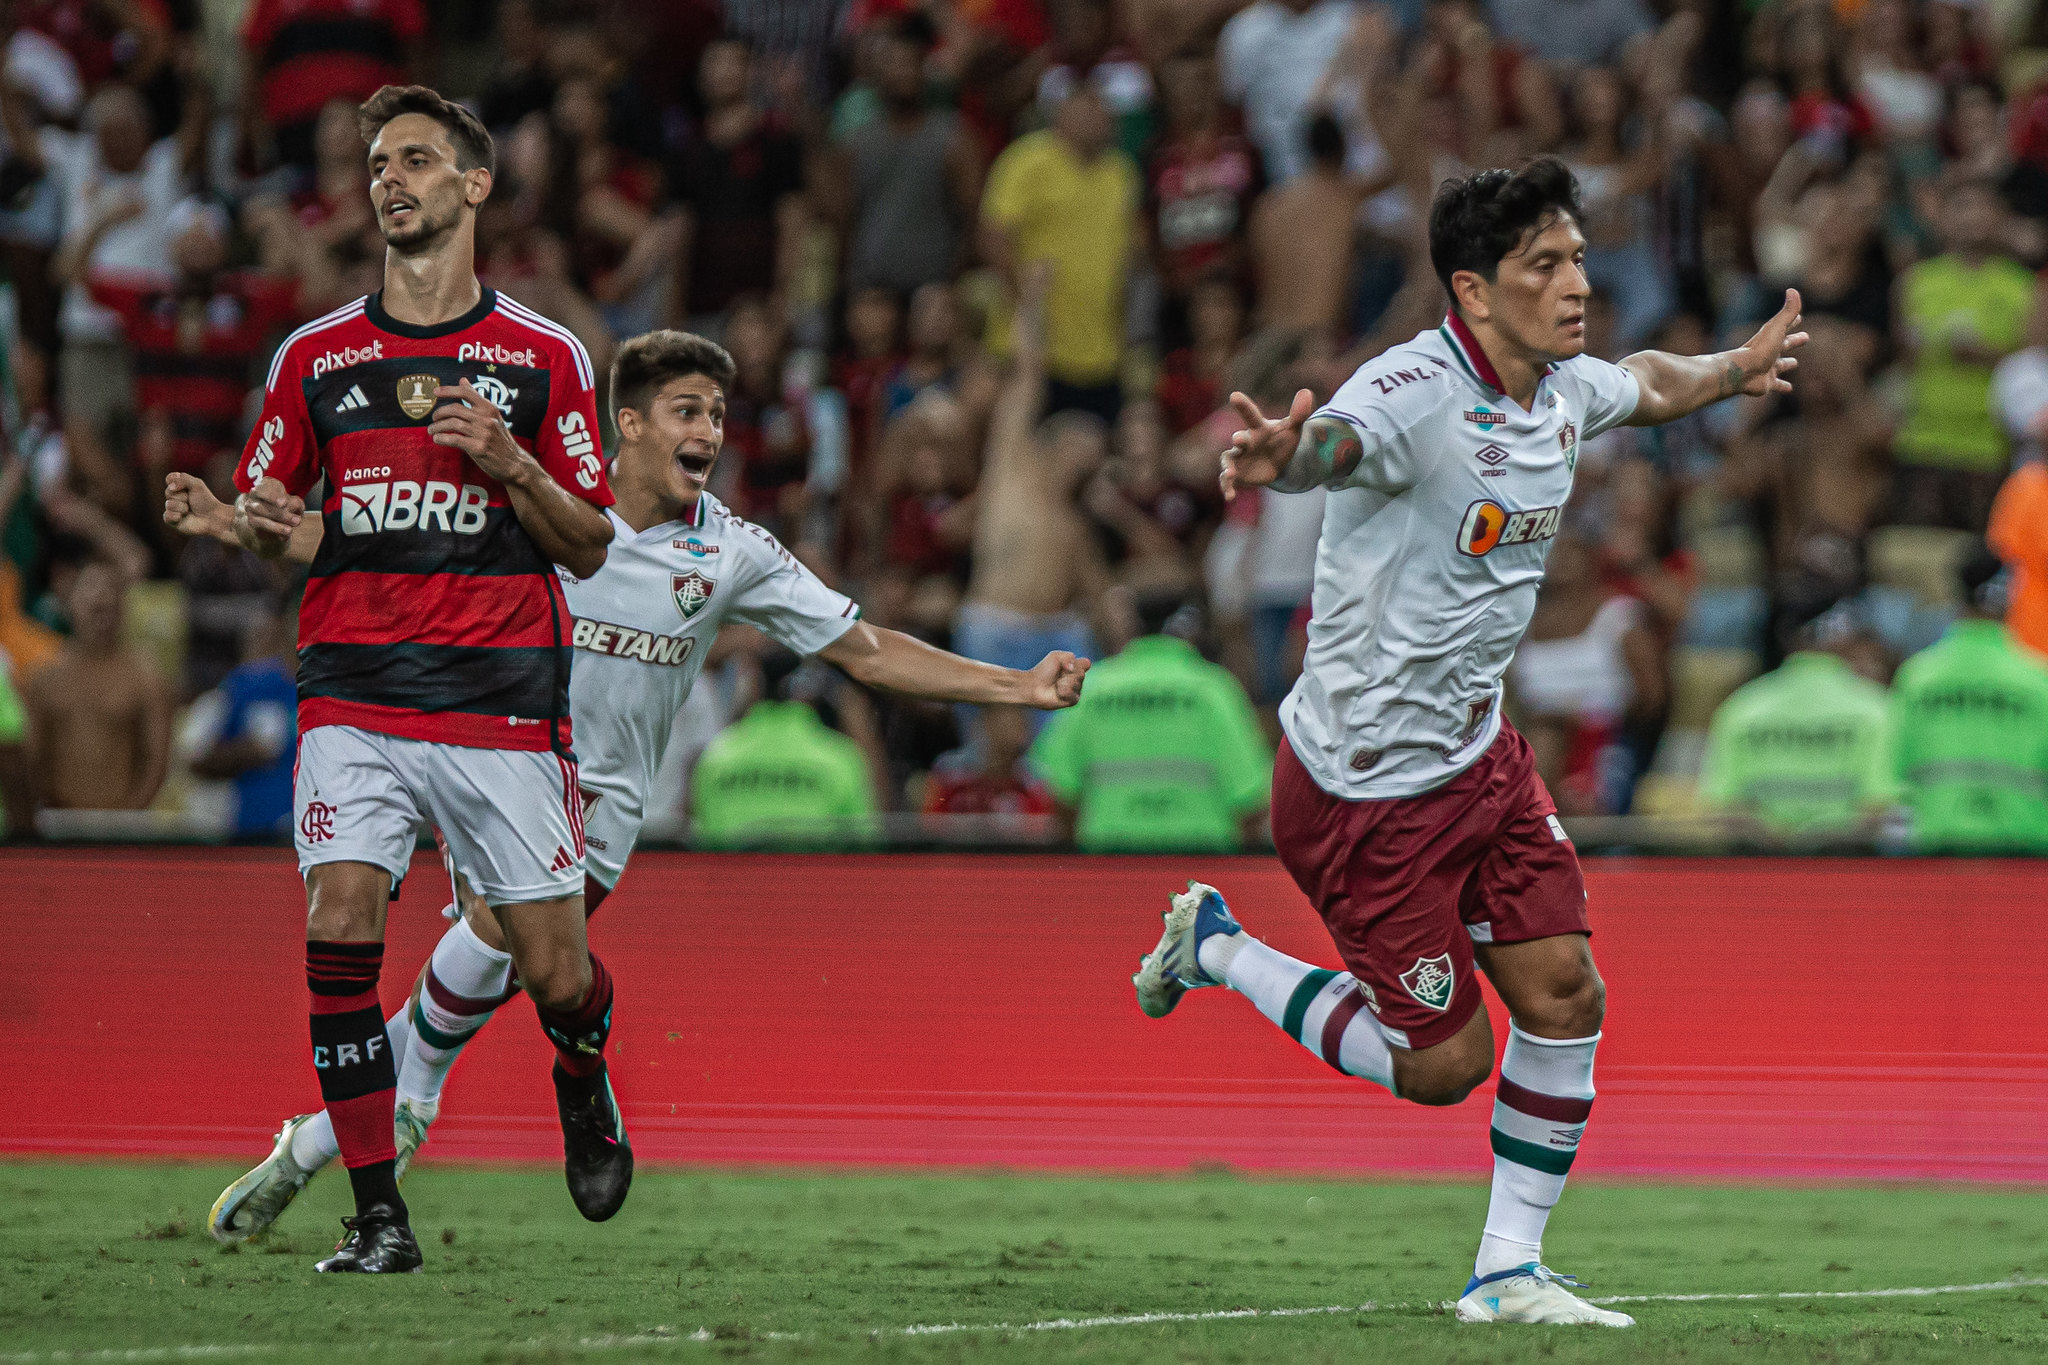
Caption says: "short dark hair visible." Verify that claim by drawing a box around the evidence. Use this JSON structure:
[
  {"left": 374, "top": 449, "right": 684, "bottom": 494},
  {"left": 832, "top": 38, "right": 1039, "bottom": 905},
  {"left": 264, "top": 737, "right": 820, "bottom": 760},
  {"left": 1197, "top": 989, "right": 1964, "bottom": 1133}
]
[
  {"left": 610, "top": 330, "right": 737, "bottom": 421},
  {"left": 357, "top": 85, "right": 495, "bottom": 176},
  {"left": 1428, "top": 158, "right": 1583, "bottom": 300}
]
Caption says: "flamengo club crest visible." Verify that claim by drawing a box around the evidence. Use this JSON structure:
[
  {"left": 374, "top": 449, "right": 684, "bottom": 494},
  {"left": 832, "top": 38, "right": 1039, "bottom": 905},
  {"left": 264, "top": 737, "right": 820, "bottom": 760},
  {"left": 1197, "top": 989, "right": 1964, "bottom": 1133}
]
[
  {"left": 1400, "top": 954, "right": 1456, "bottom": 1011},
  {"left": 673, "top": 570, "right": 715, "bottom": 620}
]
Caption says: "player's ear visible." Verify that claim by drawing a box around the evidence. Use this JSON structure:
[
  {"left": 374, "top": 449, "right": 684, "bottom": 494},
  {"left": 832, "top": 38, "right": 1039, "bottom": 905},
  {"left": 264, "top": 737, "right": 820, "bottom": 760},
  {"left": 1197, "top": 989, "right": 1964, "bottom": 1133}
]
[
  {"left": 615, "top": 406, "right": 641, "bottom": 443},
  {"left": 464, "top": 166, "right": 492, "bottom": 208},
  {"left": 1451, "top": 269, "right": 1490, "bottom": 324}
]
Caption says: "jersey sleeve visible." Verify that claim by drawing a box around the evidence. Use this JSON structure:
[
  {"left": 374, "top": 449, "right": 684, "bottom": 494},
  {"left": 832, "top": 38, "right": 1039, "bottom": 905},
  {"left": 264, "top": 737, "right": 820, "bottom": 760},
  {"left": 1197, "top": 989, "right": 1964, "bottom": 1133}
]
[
  {"left": 1312, "top": 369, "right": 1424, "bottom": 494},
  {"left": 234, "top": 339, "right": 321, "bottom": 497},
  {"left": 532, "top": 332, "right": 615, "bottom": 507},
  {"left": 725, "top": 522, "right": 862, "bottom": 655},
  {"left": 1555, "top": 355, "right": 1641, "bottom": 440}
]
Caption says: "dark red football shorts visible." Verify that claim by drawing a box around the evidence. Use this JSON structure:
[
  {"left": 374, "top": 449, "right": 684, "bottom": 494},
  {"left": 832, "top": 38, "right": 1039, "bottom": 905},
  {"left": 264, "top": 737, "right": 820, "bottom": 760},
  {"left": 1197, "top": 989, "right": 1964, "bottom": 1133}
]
[{"left": 1270, "top": 722, "right": 1589, "bottom": 1050}]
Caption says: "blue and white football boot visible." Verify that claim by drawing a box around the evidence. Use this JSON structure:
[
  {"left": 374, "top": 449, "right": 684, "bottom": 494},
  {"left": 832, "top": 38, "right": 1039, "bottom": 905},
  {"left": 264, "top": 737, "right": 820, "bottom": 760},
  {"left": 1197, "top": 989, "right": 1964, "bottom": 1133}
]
[
  {"left": 1132, "top": 881, "right": 1244, "bottom": 1018},
  {"left": 1455, "top": 1264, "right": 1635, "bottom": 1326}
]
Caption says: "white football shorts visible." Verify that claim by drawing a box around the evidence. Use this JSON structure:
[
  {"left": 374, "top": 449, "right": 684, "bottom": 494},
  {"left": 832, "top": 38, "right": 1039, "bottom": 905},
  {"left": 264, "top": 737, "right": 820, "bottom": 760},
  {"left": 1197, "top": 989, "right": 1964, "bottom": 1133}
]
[
  {"left": 294, "top": 725, "right": 586, "bottom": 905},
  {"left": 577, "top": 783, "right": 640, "bottom": 893}
]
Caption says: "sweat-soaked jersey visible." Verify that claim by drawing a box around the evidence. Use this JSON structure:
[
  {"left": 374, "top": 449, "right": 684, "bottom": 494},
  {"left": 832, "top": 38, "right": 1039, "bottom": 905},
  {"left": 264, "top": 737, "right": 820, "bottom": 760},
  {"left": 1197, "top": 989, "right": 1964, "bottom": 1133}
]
[
  {"left": 562, "top": 493, "right": 860, "bottom": 840},
  {"left": 234, "top": 289, "right": 613, "bottom": 753},
  {"left": 1280, "top": 313, "right": 1639, "bottom": 799}
]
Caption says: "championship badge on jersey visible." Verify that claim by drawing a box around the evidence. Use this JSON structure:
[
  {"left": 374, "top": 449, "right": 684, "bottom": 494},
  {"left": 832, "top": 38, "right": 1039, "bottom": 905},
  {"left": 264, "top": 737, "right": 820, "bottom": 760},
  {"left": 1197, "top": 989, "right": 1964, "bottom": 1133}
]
[
  {"left": 397, "top": 374, "right": 439, "bottom": 419},
  {"left": 673, "top": 571, "right": 715, "bottom": 620}
]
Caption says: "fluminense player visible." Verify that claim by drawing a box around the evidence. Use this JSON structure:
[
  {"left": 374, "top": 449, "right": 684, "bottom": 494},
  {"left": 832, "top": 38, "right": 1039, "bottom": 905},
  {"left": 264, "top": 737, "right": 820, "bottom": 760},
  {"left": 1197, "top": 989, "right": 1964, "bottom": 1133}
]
[
  {"left": 1132, "top": 159, "right": 1805, "bottom": 1327},
  {"left": 168, "top": 325, "right": 1090, "bottom": 1245},
  {"left": 227, "top": 84, "right": 629, "bottom": 1274}
]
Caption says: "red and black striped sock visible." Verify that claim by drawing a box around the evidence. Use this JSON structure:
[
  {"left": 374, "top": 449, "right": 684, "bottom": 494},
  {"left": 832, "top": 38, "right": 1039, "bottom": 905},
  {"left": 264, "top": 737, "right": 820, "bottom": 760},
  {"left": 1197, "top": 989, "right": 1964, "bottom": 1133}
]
[
  {"left": 536, "top": 952, "right": 614, "bottom": 1079},
  {"left": 307, "top": 939, "right": 405, "bottom": 1219}
]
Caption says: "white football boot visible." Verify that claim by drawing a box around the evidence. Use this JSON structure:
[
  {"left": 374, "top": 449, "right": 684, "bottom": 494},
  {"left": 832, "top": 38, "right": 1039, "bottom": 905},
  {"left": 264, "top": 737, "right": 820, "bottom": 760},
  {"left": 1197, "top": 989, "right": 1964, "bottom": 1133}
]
[
  {"left": 209, "top": 1114, "right": 322, "bottom": 1244},
  {"left": 1455, "top": 1264, "right": 1636, "bottom": 1327},
  {"left": 1132, "top": 881, "right": 1244, "bottom": 1018},
  {"left": 392, "top": 1097, "right": 437, "bottom": 1181}
]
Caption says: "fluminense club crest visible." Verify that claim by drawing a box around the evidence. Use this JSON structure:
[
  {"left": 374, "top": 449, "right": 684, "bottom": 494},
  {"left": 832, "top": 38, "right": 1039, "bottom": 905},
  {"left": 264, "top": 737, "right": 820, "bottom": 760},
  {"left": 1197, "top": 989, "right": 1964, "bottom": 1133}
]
[
  {"left": 1399, "top": 954, "right": 1456, "bottom": 1012},
  {"left": 672, "top": 570, "right": 715, "bottom": 620}
]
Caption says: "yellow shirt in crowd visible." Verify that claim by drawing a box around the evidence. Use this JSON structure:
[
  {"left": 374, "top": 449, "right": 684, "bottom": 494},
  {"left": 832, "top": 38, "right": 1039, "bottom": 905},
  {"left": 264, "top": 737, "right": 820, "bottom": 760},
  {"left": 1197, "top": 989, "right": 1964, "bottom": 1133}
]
[{"left": 980, "top": 130, "right": 1137, "bottom": 387}]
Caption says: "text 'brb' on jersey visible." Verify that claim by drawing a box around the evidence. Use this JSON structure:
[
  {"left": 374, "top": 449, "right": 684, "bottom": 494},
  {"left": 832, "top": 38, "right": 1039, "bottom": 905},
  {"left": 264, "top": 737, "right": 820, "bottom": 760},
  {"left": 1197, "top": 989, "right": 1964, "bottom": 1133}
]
[
  {"left": 234, "top": 290, "right": 613, "bottom": 752},
  {"left": 561, "top": 494, "right": 860, "bottom": 826},
  {"left": 1280, "top": 311, "right": 1639, "bottom": 801}
]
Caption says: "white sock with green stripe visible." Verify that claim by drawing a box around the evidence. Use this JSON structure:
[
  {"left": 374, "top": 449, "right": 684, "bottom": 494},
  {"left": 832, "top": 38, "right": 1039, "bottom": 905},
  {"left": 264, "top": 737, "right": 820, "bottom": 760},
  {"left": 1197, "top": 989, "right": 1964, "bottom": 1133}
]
[
  {"left": 1197, "top": 935, "right": 1394, "bottom": 1090},
  {"left": 1474, "top": 1024, "right": 1599, "bottom": 1277},
  {"left": 396, "top": 917, "right": 515, "bottom": 1107},
  {"left": 289, "top": 1007, "right": 410, "bottom": 1169}
]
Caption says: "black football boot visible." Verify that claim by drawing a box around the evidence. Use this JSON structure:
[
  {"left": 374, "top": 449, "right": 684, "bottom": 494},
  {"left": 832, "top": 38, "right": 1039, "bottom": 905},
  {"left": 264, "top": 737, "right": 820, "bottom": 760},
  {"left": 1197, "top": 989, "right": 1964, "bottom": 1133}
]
[
  {"left": 314, "top": 1204, "right": 423, "bottom": 1273},
  {"left": 553, "top": 1063, "right": 634, "bottom": 1221}
]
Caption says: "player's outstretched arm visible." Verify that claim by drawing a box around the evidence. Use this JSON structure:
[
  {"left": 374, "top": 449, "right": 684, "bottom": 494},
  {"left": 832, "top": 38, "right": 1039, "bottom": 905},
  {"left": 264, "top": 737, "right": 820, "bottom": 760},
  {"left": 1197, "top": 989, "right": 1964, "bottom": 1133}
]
[
  {"left": 819, "top": 622, "right": 1088, "bottom": 709},
  {"left": 429, "top": 381, "right": 613, "bottom": 579},
  {"left": 1621, "top": 288, "right": 1807, "bottom": 427},
  {"left": 168, "top": 472, "right": 321, "bottom": 564},
  {"left": 1221, "top": 389, "right": 1362, "bottom": 499}
]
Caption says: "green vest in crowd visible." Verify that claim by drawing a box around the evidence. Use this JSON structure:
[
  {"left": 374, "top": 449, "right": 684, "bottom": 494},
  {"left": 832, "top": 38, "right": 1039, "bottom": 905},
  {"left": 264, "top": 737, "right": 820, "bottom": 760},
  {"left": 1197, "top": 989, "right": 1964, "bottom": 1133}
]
[
  {"left": 1890, "top": 619, "right": 2048, "bottom": 853},
  {"left": 1699, "top": 651, "right": 1895, "bottom": 833},
  {"left": 691, "top": 700, "right": 879, "bottom": 848},
  {"left": 1029, "top": 635, "right": 1271, "bottom": 852}
]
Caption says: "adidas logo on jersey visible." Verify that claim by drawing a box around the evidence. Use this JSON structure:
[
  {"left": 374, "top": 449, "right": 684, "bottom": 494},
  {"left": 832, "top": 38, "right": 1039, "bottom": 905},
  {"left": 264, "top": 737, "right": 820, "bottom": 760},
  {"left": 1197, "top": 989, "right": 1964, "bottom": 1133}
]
[
  {"left": 548, "top": 846, "right": 576, "bottom": 872},
  {"left": 333, "top": 385, "right": 370, "bottom": 414},
  {"left": 572, "top": 617, "right": 698, "bottom": 667}
]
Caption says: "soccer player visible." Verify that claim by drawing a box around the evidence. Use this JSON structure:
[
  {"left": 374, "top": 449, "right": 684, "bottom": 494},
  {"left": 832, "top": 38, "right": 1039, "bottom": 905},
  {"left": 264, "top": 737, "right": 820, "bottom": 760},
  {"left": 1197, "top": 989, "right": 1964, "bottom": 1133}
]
[
  {"left": 1131, "top": 159, "right": 1806, "bottom": 1327},
  {"left": 229, "top": 85, "right": 623, "bottom": 1274},
  {"left": 169, "top": 326, "right": 1090, "bottom": 1244}
]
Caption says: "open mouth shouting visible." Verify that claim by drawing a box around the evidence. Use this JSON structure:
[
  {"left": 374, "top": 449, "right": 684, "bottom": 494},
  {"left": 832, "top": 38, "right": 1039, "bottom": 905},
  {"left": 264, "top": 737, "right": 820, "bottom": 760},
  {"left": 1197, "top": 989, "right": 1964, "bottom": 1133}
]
[{"left": 675, "top": 446, "right": 716, "bottom": 488}]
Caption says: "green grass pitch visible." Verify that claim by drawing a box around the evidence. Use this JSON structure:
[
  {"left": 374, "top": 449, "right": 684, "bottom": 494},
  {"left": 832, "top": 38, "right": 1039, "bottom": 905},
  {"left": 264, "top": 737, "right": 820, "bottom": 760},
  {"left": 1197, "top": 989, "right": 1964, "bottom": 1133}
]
[{"left": 4, "top": 1160, "right": 2046, "bottom": 1363}]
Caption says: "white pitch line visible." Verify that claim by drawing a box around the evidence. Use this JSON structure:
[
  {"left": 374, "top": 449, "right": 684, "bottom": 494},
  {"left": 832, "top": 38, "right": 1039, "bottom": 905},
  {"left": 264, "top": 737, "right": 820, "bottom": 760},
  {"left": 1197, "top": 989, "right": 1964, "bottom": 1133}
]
[{"left": 6, "top": 1276, "right": 2045, "bottom": 1362}]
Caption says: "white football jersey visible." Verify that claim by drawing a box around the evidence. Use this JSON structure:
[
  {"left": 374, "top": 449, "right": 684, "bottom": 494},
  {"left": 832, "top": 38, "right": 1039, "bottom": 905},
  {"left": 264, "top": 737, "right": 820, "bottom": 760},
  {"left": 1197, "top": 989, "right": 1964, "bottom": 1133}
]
[
  {"left": 559, "top": 495, "right": 859, "bottom": 878},
  {"left": 1279, "top": 315, "right": 1639, "bottom": 800}
]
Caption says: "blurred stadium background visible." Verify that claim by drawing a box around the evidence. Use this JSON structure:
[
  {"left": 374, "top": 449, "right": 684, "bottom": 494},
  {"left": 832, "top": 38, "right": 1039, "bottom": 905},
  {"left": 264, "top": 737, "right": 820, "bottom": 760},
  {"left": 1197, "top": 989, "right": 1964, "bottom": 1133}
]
[{"left": 4, "top": 1, "right": 2048, "bottom": 1358}]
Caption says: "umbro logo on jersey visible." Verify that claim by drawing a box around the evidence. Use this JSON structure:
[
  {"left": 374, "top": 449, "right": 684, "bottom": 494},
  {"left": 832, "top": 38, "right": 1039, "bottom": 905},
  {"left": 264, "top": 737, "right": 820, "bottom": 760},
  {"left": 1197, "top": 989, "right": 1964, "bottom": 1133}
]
[
  {"left": 1475, "top": 443, "right": 1510, "bottom": 467},
  {"left": 333, "top": 385, "right": 369, "bottom": 414},
  {"left": 1456, "top": 499, "right": 1562, "bottom": 557}
]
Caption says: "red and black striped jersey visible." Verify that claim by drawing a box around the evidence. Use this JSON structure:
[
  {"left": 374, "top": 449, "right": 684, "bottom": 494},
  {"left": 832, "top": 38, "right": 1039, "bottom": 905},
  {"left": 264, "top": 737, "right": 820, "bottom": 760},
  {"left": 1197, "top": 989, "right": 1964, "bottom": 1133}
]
[{"left": 234, "top": 288, "right": 614, "bottom": 753}]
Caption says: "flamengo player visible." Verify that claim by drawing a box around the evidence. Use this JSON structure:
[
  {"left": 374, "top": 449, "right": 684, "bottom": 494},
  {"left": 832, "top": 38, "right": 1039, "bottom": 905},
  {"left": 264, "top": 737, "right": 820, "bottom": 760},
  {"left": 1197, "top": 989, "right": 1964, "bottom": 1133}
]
[
  {"left": 1133, "top": 160, "right": 1805, "bottom": 1326},
  {"left": 232, "top": 86, "right": 626, "bottom": 1274},
  {"left": 173, "top": 329, "right": 1089, "bottom": 1243}
]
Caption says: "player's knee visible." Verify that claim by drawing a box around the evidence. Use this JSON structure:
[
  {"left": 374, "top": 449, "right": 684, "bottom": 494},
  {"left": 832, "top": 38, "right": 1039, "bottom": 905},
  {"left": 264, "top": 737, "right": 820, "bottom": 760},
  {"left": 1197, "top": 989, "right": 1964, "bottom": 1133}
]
[
  {"left": 1521, "top": 966, "right": 1605, "bottom": 1038},
  {"left": 521, "top": 954, "right": 592, "bottom": 1013},
  {"left": 1393, "top": 1043, "right": 1493, "bottom": 1107}
]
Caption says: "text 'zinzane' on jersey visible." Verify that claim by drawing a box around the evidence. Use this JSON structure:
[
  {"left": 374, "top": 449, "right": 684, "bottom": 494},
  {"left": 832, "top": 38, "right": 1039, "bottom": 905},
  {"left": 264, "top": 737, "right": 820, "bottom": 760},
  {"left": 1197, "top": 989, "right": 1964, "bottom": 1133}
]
[{"left": 1455, "top": 500, "right": 1563, "bottom": 558}]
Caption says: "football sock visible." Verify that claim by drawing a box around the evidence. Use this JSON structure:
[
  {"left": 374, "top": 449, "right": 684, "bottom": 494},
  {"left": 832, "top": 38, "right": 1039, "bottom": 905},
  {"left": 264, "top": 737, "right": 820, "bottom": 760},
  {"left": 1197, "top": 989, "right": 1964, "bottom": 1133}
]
[
  {"left": 305, "top": 940, "right": 405, "bottom": 1219},
  {"left": 1200, "top": 934, "right": 1394, "bottom": 1091},
  {"left": 536, "top": 951, "right": 614, "bottom": 1079},
  {"left": 1475, "top": 1024, "right": 1599, "bottom": 1278},
  {"left": 294, "top": 1003, "right": 409, "bottom": 1170},
  {"left": 396, "top": 917, "right": 516, "bottom": 1107}
]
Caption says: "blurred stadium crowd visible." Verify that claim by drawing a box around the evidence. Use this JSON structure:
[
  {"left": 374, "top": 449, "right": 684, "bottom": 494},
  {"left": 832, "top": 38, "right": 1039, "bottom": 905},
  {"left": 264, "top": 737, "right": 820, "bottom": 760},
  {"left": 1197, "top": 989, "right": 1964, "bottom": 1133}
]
[{"left": 0, "top": 0, "right": 2045, "bottom": 852}]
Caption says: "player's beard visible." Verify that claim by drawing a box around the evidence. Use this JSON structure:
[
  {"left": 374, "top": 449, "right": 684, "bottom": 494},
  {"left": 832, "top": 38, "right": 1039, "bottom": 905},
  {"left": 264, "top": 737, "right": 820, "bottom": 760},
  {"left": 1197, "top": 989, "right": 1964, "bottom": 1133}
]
[{"left": 381, "top": 195, "right": 461, "bottom": 253}]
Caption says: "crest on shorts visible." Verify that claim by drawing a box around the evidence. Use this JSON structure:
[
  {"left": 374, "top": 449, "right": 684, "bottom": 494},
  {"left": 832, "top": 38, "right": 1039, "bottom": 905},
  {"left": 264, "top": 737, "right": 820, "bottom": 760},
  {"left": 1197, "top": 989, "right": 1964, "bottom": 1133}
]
[
  {"left": 396, "top": 374, "right": 439, "bottom": 420},
  {"left": 673, "top": 570, "right": 714, "bottom": 620},
  {"left": 1399, "top": 954, "right": 1456, "bottom": 1012}
]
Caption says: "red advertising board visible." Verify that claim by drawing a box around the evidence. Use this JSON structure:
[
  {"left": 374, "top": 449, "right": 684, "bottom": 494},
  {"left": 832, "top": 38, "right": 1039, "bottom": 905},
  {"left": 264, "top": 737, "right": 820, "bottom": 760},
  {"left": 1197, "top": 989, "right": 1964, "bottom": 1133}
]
[{"left": 4, "top": 850, "right": 2044, "bottom": 1180}]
